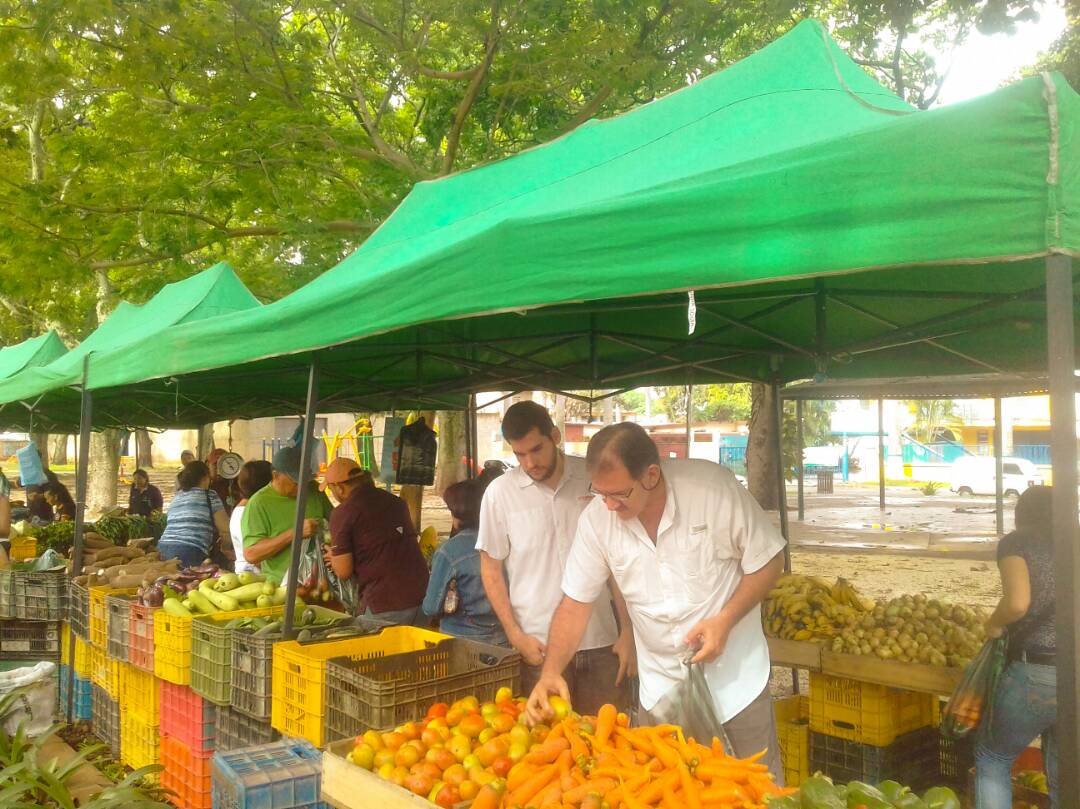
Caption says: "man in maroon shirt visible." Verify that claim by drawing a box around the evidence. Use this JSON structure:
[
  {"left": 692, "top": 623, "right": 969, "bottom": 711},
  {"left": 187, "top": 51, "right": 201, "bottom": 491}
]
[{"left": 321, "top": 458, "right": 430, "bottom": 625}]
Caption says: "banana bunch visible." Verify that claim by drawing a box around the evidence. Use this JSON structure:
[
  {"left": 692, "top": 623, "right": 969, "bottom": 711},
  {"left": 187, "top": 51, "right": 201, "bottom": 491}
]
[
  {"left": 1015, "top": 770, "right": 1049, "bottom": 794},
  {"left": 763, "top": 574, "right": 873, "bottom": 642}
]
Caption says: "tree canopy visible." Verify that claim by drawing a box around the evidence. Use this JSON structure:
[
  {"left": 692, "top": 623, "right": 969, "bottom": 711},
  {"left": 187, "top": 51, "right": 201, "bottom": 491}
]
[{"left": 0, "top": 0, "right": 1051, "bottom": 345}]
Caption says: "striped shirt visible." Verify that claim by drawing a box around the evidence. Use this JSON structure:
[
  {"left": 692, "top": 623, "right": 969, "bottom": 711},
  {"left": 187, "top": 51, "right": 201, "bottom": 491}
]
[{"left": 159, "top": 488, "right": 223, "bottom": 553}]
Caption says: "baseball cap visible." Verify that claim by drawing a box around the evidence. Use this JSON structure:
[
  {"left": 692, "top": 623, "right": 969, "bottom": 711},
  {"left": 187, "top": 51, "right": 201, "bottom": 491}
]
[
  {"left": 271, "top": 445, "right": 304, "bottom": 481},
  {"left": 321, "top": 457, "right": 362, "bottom": 491}
]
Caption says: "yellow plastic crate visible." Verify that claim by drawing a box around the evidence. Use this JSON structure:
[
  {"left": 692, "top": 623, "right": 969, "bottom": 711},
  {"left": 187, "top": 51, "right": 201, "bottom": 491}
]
[
  {"left": 272, "top": 626, "right": 449, "bottom": 747},
  {"left": 121, "top": 712, "right": 160, "bottom": 769},
  {"left": 9, "top": 535, "right": 38, "bottom": 561},
  {"left": 89, "top": 586, "right": 138, "bottom": 649},
  {"left": 808, "top": 673, "right": 940, "bottom": 747},
  {"left": 154, "top": 604, "right": 284, "bottom": 686},
  {"left": 121, "top": 662, "right": 160, "bottom": 725},
  {"left": 775, "top": 694, "right": 810, "bottom": 787},
  {"left": 59, "top": 624, "right": 91, "bottom": 678},
  {"left": 91, "top": 646, "right": 122, "bottom": 699}
]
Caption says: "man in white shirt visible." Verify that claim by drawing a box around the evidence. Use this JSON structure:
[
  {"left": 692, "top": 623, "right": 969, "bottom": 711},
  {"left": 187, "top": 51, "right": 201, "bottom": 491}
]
[
  {"left": 477, "top": 402, "right": 635, "bottom": 714},
  {"left": 525, "top": 421, "right": 786, "bottom": 779}
]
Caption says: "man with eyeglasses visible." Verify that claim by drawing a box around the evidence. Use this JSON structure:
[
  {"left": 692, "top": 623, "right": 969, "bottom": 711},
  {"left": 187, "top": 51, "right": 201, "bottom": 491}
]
[
  {"left": 477, "top": 401, "right": 636, "bottom": 715},
  {"left": 525, "top": 421, "right": 787, "bottom": 780}
]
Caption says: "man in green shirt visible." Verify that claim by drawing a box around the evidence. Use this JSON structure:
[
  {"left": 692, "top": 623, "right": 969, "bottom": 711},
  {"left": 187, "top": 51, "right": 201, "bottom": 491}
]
[{"left": 241, "top": 446, "right": 332, "bottom": 583}]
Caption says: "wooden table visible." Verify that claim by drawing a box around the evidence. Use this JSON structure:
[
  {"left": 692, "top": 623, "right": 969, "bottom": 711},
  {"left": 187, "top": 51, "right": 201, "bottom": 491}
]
[{"left": 769, "top": 637, "right": 963, "bottom": 695}]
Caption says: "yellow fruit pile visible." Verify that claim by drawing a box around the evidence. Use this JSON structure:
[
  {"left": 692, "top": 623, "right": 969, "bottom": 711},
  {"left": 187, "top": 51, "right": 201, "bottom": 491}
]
[{"left": 763, "top": 574, "right": 874, "bottom": 642}]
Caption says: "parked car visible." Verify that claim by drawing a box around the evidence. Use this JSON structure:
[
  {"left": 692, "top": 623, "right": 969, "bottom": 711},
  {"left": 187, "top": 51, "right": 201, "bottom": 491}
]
[{"left": 949, "top": 455, "right": 1043, "bottom": 497}]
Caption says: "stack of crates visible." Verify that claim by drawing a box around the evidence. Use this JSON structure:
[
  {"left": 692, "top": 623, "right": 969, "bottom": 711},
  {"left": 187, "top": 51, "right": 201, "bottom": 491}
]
[
  {"left": 120, "top": 664, "right": 161, "bottom": 769},
  {"left": 774, "top": 694, "right": 810, "bottom": 788},
  {"left": 57, "top": 624, "right": 92, "bottom": 721},
  {"left": 807, "top": 673, "right": 941, "bottom": 790},
  {"left": 91, "top": 683, "right": 121, "bottom": 757},
  {"left": 0, "top": 570, "right": 66, "bottom": 674},
  {"left": 211, "top": 738, "right": 327, "bottom": 809},
  {"left": 215, "top": 704, "right": 279, "bottom": 752},
  {"left": 160, "top": 680, "right": 217, "bottom": 809}
]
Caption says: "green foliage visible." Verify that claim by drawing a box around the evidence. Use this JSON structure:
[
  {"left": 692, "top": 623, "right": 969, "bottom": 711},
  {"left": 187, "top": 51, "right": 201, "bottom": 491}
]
[
  {"left": 1033, "top": 7, "right": 1078, "bottom": 90},
  {"left": 905, "top": 399, "right": 959, "bottom": 444},
  {"left": 655, "top": 384, "right": 753, "bottom": 423},
  {"left": 920, "top": 481, "right": 942, "bottom": 495},
  {"left": 782, "top": 400, "right": 835, "bottom": 472}
]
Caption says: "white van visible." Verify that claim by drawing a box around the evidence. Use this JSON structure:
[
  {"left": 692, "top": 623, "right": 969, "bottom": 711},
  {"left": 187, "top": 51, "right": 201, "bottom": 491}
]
[{"left": 949, "top": 455, "right": 1043, "bottom": 497}]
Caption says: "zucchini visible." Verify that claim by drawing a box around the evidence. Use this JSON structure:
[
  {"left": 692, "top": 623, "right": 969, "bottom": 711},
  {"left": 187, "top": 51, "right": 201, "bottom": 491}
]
[
  {"left": 202, "top": 588, "right": 239, "bottom": 612},
  {"left": 162, "top": 598, "right": 193, "bottom": 618},
  {"left": 253, "top": 619, "right": 282, "bottom": 637},
  {"left": 188, "top": 589, "right": 220, "bottom": 614},
  {"left": 256, "top": 595, "right": 272, "bottom": 609},
  {"left": 213, "top": 573, "right": 240, "bottom": 592},
  {"left": 237, "top": 572, "right": 265, "bottom": 586},
  {"left": 222, "top": 582, "right": 270, "bottom": 602}
]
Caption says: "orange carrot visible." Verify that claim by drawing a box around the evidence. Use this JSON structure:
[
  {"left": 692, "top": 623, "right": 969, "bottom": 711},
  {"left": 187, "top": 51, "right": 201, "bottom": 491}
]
[
  {"left": 660, "top": 787, "right": 683, "bottom": 809},
  {"left": 526, "top": 737, "right": 571, "bottom": 765},
  {"left": 676, "top": 761, "right": 702, "bottom": 809},
  {"left": 699, "top": 780, "right": 750, "bottom": 803},
  {"left": 595, "top": 704, "right": 618, "bottom": 749},
  {"left": 616, "top": 727, "right": 656, "bottom": 756},
  {"left": 509, "top": 763, "right": 561, "bottom": 807},
  {"left": 562, "top": 779, "right": 616, "bottom": 804},
  {"left": 508, "top": 762, "right": 541, "bottom": 792},
  {"left": 634, "top": 770, "right": 680, "bottom": 805},
  {"left": 537, "top": 780, "right": 564, "bottom": 807},
  {"left": 647, "top": 730, "right": 682, "bottom": 769}
]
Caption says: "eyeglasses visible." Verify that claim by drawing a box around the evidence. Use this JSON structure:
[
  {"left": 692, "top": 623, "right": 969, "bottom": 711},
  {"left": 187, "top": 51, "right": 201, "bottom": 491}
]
[{"left": 588, "top": 484, "right": 635, "bottom": 503}]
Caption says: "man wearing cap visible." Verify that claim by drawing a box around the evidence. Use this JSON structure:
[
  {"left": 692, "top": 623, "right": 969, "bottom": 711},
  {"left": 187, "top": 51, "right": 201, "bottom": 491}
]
[
  {"left": 241, "top": 445, "right": 333, "bottom": 584},
  {"left": 322, "top": 457, "right": 429, "bottom": 625}
]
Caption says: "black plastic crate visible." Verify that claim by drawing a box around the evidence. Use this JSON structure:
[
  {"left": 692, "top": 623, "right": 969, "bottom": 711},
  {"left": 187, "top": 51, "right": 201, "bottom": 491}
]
[
  {"left": 104, "top": 593, "right": 132, "bottom": 662},
  {"left": 230, "top": 628, "right": 276, "bottom": 721},
  {"left": 324, "top": 638, "right": 520, "bottom": 744},
  {"left": 214, "top": 704, "right": 280, "bottom": 751},
  {"left": 91, "top": 683, "right": 120, "bottom": 757},
  {"left": 69, "top": 581, "right": 90, "bottom": 641},
  {"left": 0, "top": 620, "right": 61, "bottom": 661},
  {"left": 0, "top": 571, "right": 13, "bottom": 618},
  {"left": 810, "top": 727, "right": 940, "bottom": 792},
  {"left": 939, "top": 732, "right": 976, "bottom": 790}
]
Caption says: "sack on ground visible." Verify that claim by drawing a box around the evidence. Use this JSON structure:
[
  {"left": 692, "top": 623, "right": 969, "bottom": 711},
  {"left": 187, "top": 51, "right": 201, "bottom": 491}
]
[{"left": 0, "top": 661, "right": 57, "bottom": 737}]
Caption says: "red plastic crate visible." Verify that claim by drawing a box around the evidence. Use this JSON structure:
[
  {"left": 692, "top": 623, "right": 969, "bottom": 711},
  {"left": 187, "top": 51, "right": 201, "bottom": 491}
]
[
  {"left": 159, "top": 681, "right": 216, "bottom": 753},
  {"left": 161, "top": 732, "right": 213, "bottom": 809},
  {"left": 128, "top": 602, "right": 155, "bottom": 673}
]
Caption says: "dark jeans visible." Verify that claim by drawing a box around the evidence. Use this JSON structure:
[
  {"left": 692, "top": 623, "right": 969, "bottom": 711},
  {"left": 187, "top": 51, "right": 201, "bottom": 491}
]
[
  {"left": 365, "top": 605, "right": 428, "bottom": 628},
  {"left": 158, "top": 542, "right": 207, "bottom": 569},
  {"left": 520, "top": 646, "right": 634, "bottom": 716},
  {"left": 975, "top": 660, "right": 1058, "bottom": 808}
]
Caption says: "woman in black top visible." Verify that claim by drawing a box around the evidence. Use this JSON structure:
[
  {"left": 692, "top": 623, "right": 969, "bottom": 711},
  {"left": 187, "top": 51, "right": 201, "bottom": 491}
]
[
  {"left": 975, "top": 485, "right": 1057, "bottom": 808},
  {"left": 128, "top": 469, "right": 164, "bottom": 517},
  {"left": 44, "top": 482, "right": 77, "bottom": 522}
]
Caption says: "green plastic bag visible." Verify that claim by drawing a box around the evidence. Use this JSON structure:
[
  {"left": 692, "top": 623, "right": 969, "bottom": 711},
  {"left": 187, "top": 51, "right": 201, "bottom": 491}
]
[{"left": 940, "top": 636, "right": 1007, "bottom": 739}]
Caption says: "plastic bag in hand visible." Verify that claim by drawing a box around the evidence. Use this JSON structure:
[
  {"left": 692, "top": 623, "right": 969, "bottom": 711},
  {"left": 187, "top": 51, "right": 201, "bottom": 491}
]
[
  {"left": 639, "top": 657, "right": 734, "bottom": 755},
  {"left": 941, "top": 635, "right": 1007, "bottom": 739}
]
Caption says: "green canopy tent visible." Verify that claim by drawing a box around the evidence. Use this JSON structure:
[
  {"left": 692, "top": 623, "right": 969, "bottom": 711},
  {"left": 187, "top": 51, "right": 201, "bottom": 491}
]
[
  {"left": 9, "top": 19, "right": 1076, "bottom": 427},
  {"left": 0, "top": 261, "right": 261, "bottom": 431},
  {"left": 0, "top": 331, "right": 68, "bottom": 380},
  {"left": 9, "top": 21, "right": 1078, "bottom": 780}
]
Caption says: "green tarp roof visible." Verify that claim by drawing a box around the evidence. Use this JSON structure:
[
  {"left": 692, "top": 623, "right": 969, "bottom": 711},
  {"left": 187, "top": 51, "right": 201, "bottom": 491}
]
[
  {"left": 0, "top": 331, "right": 68, "bottom": 380},
  {"left": 5, "top": 20, "right": 1080, "bottom": 428},
  {"left": 0, "top": 262, "right": 260, "bottom": 429}
]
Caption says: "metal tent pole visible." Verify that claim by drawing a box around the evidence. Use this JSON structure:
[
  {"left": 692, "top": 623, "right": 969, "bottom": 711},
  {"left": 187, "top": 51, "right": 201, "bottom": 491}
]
[
  {"left": 282, "top": 357, "right": 321, "bottom": 640},
  {"left": 993, "top": 396, "right": 1005, "bottom": 536},
  {"left": 878, "top": 399, "right": 886, "bottom": 512},
  {"left": 1045, "top": 254, "right": 1079, "bottom": 797},
  {"left": 67, "top": 356, "right": 93, "bottom": 720},
  {"left": 796, "top": 400, "right": 805, "bottom": 521}
]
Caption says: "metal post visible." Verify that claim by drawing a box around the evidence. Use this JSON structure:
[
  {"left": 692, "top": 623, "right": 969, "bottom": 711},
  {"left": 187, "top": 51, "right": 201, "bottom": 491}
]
[
  {"left": 878, "top": 399, "right": 886, "bottom": 512},
  {"left": 796, "top": 399, "right": 805, "bottom": 521},
  {"left": 67, "top": 356, "right": 93, "bottom": 720},
  {"left": 282, "top": 358, "right": 321, "bottom": 639},
  {"left": 1046, "top": 254, "right": 1079, "bottom": 797},
  {"left": 464, "top": 398, "right": 474, "bottom": 481},
  {"left": 685, "top": 384, "right": 693, "bottom": 458},
  {"left": 993, "top": 396, "right": 1005, "bottom": 536}
]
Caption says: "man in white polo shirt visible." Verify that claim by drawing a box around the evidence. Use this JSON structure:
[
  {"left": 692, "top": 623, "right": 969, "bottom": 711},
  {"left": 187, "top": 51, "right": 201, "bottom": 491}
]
[
  {"left": 478, "top": 402, "right": 635, "bottom": 714},
  {"left": 526, "top": 421, "right": 786, "bottom": 779}
]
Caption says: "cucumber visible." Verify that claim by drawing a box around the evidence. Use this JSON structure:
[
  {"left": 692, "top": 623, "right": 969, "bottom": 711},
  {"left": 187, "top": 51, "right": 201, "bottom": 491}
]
[
  {"left": 253, "top": 619, "right": 282, "bottom": 637},
  {"left": 203, "top": 588, "right": 240, "bottom": 612},
  {"left": 188, "top": 589, "right": 220, "bottom": 614},
  {"left": 223, "top": 618, "right": 245, "bottom": 629},
  {"left": 162, "top": 598, "right": 193, "bottom": 618}
]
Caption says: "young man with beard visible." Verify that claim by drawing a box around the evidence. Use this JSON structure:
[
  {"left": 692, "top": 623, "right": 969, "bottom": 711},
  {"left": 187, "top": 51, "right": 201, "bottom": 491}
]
[
  {"left": 525, "top": 421, "right": 787, "bottom": 781},
  {"left": 477, "top": 402, "right": 635, "bottom": 714}
]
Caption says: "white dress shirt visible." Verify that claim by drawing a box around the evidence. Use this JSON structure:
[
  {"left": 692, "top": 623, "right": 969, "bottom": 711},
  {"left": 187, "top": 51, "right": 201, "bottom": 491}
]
[
  {"left": 562, "top": 459, "right": 786, "bottom": 720},
  {"left": 477, "top": 456, "right": 619, "bottom": 652},
  {"left": 229, "top": 504, "right": 258, "bottom": 575}
]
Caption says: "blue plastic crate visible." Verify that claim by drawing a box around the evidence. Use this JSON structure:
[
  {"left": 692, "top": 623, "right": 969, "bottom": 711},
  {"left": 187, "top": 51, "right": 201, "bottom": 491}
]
[
  {"left": 212, "top": 738, "right": 326, "bottom": 809},
  {"left": 58, "top": 666, "right": 93, "bottom": 722}
]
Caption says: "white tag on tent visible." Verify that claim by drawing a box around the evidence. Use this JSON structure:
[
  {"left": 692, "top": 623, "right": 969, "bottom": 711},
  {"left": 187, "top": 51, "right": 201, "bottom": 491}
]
[{"left": 687, "top": 290, "right": 697, "bottom": 335}]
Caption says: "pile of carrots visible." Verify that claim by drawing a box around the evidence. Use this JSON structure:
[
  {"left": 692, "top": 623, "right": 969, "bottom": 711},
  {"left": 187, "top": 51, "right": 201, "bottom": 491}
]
[{"left": 472, "top": 704, "right": 796, "bottom": 809}]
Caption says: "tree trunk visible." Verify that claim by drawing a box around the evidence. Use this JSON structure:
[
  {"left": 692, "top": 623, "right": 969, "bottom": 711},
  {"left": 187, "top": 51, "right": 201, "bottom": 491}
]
[
  {"left": 196, "top": 424, "right": 215, "bottom": 460},
  {"left": 49, "top": 434, "right": 68, "bottom": 466},
  {"left": 30, "top": 433, "right": 49, "bottom": 468},
  {"left": 602, "top": 395, "right": 614, "bottom": 425},
  {"left": 554, "top": 395, "right": 566, "bottom": 437},
  {"left": 434, "top": 410, "right": 466, "bottom": 495},
  {"left": 87, "top": 429, "right": 123, "bottom": 517},
  {"left": 746, "top": 383, "right": 778, "bottom": 510},
  {"left": 135, "top": 430, "right": 154, "bottom": 468}
]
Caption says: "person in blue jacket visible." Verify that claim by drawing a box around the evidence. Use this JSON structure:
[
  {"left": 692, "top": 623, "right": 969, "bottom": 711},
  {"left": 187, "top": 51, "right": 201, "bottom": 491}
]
[{"left": 423, "top": 472, "right": 508, "bottom": 646}]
